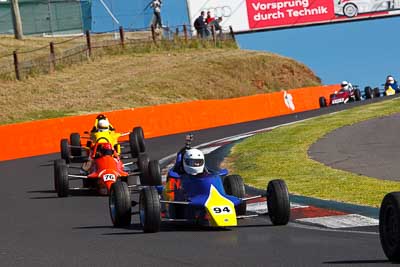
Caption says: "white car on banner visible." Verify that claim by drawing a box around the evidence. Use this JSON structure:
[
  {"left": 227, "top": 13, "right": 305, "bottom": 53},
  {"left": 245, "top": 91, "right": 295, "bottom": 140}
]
[{"left": 335, "top": 0, "right": 400, "bottom": 17}]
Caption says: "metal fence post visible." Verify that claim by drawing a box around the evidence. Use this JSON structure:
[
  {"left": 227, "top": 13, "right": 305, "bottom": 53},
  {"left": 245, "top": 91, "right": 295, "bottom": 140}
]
[
  {"left": 211, "top": 25, "right": 216, "bottom": 47},
  {"left": 183, "top": 24, "right": 188, "bottom": 42},
  {"left": 229, "top": 26, "right": 236, "bottom": 43},
  {"left": 86, "top": 30, "right": 92, "bottom": 58},
  {"left": 119, "top": 26, "right": 125, "bottom": 48},
  {"left": 151, "top": 24, "right": 157, "bottom": 45},
  {"left": 13, "top": 50, "right": 20, "bottom": 80},
  {"left": 49, "top": 41, "right": 55, "bottom": 73}
]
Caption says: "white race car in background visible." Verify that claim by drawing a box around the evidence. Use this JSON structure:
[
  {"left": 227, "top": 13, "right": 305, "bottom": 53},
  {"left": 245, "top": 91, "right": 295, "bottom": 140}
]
[{"left": 335, "top": 0, "right": 398, "bottom": 17}]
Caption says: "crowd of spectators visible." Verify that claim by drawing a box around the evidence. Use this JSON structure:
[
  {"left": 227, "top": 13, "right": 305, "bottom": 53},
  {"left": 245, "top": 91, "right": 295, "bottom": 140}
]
[{"left": 194, "top": 11, "right": 223, "bottom": 38}]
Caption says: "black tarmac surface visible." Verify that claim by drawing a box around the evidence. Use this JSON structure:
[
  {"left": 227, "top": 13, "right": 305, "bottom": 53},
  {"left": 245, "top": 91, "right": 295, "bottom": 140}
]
[
  {"left": 309, "top": 112, "right": 400, "bottom": 181},
  {"left": 1, "top": 98, "right": 394, "bottom": 266}
]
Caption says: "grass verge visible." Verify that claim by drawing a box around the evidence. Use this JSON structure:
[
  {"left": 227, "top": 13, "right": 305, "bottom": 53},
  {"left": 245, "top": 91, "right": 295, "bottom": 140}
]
[{"left": 225, "top": 98, "right": 400, "bottom": 207}]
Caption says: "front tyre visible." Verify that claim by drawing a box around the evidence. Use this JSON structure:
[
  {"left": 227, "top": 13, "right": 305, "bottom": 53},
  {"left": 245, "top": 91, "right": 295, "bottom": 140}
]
[
  {"left": 55, "top": 160, "right": 69, "bottom": 197},
  {"left": 223, "top": 174, "right": 246, "bottom": 216},
  {"left": 379, "top": 192, "right": 400, "bottom": 262},
  {"left": 364, "top": 86, "right": 373, "bottom": 99},
  {"left": 146, "top": 160, "right": 162, "bottom": 186},
  {"left": 267, "top": 179, "right": 290, "bottom": 225},
  {"left": 109, "top": 181, "right": 131, "bottom": 227},
  {"left": 319, "top": 96, "right": 327, "bottom": 108},
  {"left": 139, "top": 187, "right": 161, "bottom": 233}
]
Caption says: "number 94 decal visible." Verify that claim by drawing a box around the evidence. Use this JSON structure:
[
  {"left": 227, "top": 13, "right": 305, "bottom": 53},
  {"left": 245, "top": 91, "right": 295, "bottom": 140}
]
[
  {"left": 103, "top": 174, "right": 116, "bottom": 181},
  {"left": 212, "top": 206, "right": 232, "bottom": 215}
]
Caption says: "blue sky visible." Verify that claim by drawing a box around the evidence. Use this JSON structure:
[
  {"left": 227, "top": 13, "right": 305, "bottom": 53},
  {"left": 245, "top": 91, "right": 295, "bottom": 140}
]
[
  {"left": 93, "top": 0, "right": 400, "bottom": 89},
  {"left": 236, "top": 16, "right": 400, "bottom": 88}
]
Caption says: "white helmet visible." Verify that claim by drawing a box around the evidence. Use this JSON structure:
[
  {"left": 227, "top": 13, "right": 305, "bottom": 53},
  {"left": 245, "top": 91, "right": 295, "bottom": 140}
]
[
  {"left": 387, "top": 76, "right": 394, "bottom": 84},
  {"left": 97, "top": 119, "right": 109, "bottom": 132},
  {"left": 183, "top": 148, "right": 205, "bottom": 175}
]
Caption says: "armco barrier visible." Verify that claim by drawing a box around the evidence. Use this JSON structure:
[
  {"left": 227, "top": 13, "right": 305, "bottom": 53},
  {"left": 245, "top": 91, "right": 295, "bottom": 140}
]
[{"left": 0, "top": 84, "right": 338, "bottom": 161}]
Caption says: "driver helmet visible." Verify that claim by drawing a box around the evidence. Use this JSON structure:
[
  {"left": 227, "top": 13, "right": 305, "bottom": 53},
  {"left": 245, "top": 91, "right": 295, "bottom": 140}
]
[
  {"left": 97, "top": 119, "right": 110, "bottom": 132},
  {"left": 387, "top": 76, "right": 395, "bottom": 84},
  {"left": 100, "top": 143, "right": 114, "bottom": 156},
  {"left": 341, "top": 81, "right": 349, "bottom": 90},
  {"left": 183, "top": 148, "right": 205, "bottom": 175}
]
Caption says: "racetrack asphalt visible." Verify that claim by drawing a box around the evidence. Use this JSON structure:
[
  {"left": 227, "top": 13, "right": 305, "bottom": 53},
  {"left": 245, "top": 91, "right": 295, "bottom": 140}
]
[
  {"left": 1, "top": 98, "right": 395, "bottom": 266},
  {"left": 309, "top": 112, "right": 400, "bottom": 181}
]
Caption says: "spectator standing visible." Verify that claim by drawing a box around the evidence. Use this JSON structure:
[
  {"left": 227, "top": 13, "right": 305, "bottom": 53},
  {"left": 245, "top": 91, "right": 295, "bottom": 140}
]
[
  {"left": 194, "top": 11, "right": 207, "bottom": 38},
  {"left": 151, "top": 0, "right": 162, "bottom": 29},
  {"left": 209, "top": 17, "right": 223, "bottom": 35},
  {"left": 206, "top": 11, "right": 215, "bottom": 24}
]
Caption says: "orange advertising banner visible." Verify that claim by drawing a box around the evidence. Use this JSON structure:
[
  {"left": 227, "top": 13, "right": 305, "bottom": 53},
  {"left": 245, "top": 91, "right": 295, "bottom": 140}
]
[{"left": 0, "top": 84, "right": 338, "bottom": 161}]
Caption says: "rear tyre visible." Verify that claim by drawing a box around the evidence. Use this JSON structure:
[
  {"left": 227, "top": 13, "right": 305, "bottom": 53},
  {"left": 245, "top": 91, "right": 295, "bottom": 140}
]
[
  {"left": 223, "top": 175, "right": 246, "bottom": 216},
  {"left": 379, "top": 192, "right": 400, "bottom": 262},
  {"left": 267, "top": 179, "right": 290, "bottom": 225},
  {"left": 133, "top": 127, "right": 146, "bottom": 153},
  {"left": 319, "top": 96, "right": 327, "bottom": 108},
  {"left": 139, "top": 187, "right": 161, "bottom": 233},
  {"left": 138, "top": 153, "right": 150, "bottom": 185},
  {"left": 354, "top": 89, "right": 361, "bottom": 101},
  {"left": 60, "top": 139, "right": 70, "bottom": 164},
  {"left": 129, "top": 132, "right": 141, "bottom": 158},
  {"left": 364, "top": 86, "right": 373, "bottom": 99},
  {"left": 374, "top": 87, "right": 381, "bottom": 98},
  {"left": 109, "top": 181, "right": 131, "bottom": 227},
  {"left": 145, "top": 160, "right": 162, "bottom": 186},
  {"left": 70, "top": 133, "right": 82, "bottom": 157},
  {"left": 55, "top": 160, "right": 69, "bottom": 197}
]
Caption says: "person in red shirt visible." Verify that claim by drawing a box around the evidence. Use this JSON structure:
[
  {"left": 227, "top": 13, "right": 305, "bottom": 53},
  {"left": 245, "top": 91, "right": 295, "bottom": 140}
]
[{"left": 206, "top": 11, "right": 215, "bottom": 24}]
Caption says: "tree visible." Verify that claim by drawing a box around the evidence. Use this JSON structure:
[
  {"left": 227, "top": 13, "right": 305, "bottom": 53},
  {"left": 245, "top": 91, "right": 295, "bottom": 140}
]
[{"left": 10, "top": 0, "right": 24, "bottom": 39}]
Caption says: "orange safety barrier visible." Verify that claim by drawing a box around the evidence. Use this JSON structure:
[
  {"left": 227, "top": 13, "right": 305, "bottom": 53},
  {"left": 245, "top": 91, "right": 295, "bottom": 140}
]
[{"left": 0, "top": 84, "right": 339, "bottom": 162}]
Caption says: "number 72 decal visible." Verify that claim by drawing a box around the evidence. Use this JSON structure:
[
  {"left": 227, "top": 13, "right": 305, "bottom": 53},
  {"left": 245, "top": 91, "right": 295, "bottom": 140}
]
[
  {"left": 212, "top": 206, "right": 232, "bottom": 215},
  {"left": 103, "top": 174, "right": 116, "bottom": 181}
]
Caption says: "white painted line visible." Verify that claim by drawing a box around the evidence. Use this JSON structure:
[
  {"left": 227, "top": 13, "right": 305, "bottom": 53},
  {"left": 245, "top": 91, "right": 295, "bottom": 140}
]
[
  {"left": 200, "top": 146, "right": 221, "bottom": 155},
  {"left": 246, "top": 201, "right": 308, "bottom": 214},
  {"left": 296, "top": 214, "right": 378, "bottom": 229}
]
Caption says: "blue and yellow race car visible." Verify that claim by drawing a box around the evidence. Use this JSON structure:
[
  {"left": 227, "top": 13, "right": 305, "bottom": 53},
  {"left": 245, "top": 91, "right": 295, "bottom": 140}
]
[{"left": 108, "top": 143, "right": 290, "bottom": 232}]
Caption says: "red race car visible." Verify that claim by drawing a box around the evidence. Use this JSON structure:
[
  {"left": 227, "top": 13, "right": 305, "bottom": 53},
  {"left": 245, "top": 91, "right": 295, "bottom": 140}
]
[
  {"left": 53, "top": 141, "right": 161, "bottom": 197},
  {"left": 319, "top": 86, "right": 361, "bottom": 107}
]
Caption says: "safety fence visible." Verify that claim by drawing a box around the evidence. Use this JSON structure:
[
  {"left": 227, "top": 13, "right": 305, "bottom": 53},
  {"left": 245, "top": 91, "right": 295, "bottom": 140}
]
[
  {"left": 0, "top": 84, "right": 339, "bottom": 162},
  {"left": 0, "top": 25, "right": 236, "bottom": 80}
]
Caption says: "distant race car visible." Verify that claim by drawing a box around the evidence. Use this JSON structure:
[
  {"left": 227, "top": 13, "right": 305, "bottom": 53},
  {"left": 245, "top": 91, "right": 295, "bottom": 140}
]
[
  {"left": 319, "top": 86, "right": 362, "bottom": 107},
  {"left": 335, "top": 0, "right": 393, "bottom": 17},
  {"left": 379, "top": 191, "right": 400, "bottom": 262},
  {"left": 108, "top": 168, "right": 291, "bottom": 232},
  {"left": 60, "top": 126, "right": 146, "bottom": 164},
  {"left": 54, "top": 140, "right": 161, "bottom": 197}
]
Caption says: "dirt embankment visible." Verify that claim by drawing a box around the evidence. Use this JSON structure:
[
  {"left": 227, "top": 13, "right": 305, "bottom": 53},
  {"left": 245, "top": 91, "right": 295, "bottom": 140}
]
[{"left": 0, "top": 48, "right": 320, "bottom": 124}]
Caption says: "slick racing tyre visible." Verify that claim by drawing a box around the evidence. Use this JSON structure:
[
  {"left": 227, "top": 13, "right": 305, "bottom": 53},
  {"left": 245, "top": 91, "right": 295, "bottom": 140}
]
[
  {"left": 139, "top": 187, "right": 161, "bottom": 233},
  {"left": 319, "top": 96, "right": 327, "bottom": 108},
  {"left": 53, "top": 159, "right": 64, "bottom": 192},
  {"left": 146, "top": 160, "right": 162, "bottom": 186},
  {"left": 60, "top": 139, "right": 70, "bottom": 164},
  {"left": 223, "top": 175, "right": 246, "bottom": 216},
  {"left": 267, "top": 179, "right": 290, "bottom": 225},
  {"left": 364, "top": 86, "right": 373, "bottom": 99},
  {"left": 129, "top": 127, "right": 146, "bottom": 158},
  {"left": 343, "top": 3, "right": 358, "bottom": 17},
  {"left": 70, "top": 133, "right": 82, "bottom": 157},
  {"left": 138, "top": 153, "right": 150, "bottom": 185},
  {"left": 354, "top": 89, "right": 361, "bottom": 101},
  {"left": 374, "top": 87, "right": 381, "bottom": 98},
  {"left": 55, "top": 160, "right": 69, "bottom": 197},
  {"left": 379, "top": 192, "right": 400, "bottom": 262},
  {"left": 109, "top": 181, "right": 131, "bottom": 227}
]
